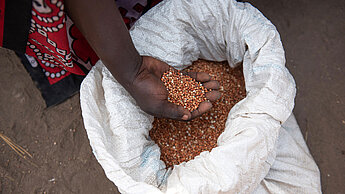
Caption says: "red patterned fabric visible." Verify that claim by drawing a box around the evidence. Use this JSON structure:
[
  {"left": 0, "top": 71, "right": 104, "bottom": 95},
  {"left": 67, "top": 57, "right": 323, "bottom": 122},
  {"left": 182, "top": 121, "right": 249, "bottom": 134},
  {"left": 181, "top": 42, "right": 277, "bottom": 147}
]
[
  {"left": 26, "top": 0, "right": 162, "bottom": 85},
  {"left": 27, "top": 0, "right": 82, "bottom": 84},
  {"left": 0, "top": 0, "right": 5, "bottom": 46},
  {"left": 0, "top": 0, "right": 162, "bottom": 106}
]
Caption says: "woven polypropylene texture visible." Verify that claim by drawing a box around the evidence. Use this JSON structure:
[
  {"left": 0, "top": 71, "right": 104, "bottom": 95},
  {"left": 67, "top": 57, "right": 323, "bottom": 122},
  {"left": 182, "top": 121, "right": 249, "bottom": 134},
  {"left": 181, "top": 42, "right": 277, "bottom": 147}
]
[{"left": 80, "top": 0, "right": 321, "bottom": 193}]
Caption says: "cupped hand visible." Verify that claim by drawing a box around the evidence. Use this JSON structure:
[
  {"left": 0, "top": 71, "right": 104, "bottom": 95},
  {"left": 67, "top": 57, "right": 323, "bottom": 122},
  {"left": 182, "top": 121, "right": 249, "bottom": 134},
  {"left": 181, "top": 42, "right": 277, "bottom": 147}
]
[{"left": 125, "top": 56, "right": 220, "bottom": 121}]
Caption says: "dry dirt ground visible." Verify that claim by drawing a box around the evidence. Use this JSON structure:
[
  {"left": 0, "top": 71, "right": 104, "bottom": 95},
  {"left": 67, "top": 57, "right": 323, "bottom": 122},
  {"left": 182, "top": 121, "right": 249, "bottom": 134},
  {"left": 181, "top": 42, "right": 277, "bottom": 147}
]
[{"left": 0, "top": 0, "right": 344, "bottom": 193}]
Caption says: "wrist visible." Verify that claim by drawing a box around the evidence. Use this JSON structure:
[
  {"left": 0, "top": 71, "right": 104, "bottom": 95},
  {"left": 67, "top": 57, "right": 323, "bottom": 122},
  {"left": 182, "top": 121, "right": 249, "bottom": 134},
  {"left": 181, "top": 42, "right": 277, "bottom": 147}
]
[{"left": 106, "top": 55, "right": 142, "bottom": 92}]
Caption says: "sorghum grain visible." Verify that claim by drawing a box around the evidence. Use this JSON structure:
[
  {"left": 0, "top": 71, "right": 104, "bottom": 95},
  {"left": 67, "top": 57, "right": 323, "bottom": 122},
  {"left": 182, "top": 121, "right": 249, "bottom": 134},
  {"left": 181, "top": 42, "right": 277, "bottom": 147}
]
[
  {"left": 161, "top": 68, "right": 208, "bottom": 112},
  {"left": 150, "top": 60, "right": 246, "bottom": 168}
]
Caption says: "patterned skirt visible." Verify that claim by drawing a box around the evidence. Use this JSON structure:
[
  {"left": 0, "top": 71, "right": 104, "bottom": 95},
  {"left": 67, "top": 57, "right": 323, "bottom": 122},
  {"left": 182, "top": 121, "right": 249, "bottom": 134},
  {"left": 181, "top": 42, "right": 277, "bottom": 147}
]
[{"left": 0, "top": 0, "right": 162, "bottom": 106}]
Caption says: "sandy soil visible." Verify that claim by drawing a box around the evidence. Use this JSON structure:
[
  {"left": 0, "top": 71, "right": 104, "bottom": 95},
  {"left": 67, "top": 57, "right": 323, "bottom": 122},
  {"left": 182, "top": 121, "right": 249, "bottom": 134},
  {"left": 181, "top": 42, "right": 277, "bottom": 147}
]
[
  {"left": 0, "top": 49, "right": 119, "bottom": 193},
  {"left": 0, "top": 0, "right": 344, "bottom": 193},
  {"left": 247, "top": 0, "right": 345, "bottom": 192}
]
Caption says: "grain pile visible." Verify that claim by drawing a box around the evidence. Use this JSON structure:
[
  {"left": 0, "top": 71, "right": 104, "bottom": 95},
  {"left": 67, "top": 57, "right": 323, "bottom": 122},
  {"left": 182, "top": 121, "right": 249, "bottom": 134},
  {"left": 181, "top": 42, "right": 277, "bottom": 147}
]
[
  {"left": 150, "top": 60, "right": 246, "bottom": 167},
  {"left": 161, "top": 68, "right": 208, "bottom": 112}
]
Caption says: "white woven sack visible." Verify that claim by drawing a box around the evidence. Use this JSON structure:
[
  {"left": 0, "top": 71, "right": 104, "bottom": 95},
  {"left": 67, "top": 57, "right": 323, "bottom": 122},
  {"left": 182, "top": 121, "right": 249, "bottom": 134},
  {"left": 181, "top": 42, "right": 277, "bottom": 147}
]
[{"left": 80, "top": 0, "right": 321, "bottom": 193}]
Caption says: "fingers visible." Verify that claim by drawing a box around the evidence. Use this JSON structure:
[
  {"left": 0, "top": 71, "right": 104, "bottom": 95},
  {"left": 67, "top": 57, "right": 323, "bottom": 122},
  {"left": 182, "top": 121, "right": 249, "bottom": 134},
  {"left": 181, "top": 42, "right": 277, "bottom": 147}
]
[
  {"left": 160, "top": 101, "right": 191, "bottom": 121},
  {"left": 184, "top": 71, "right": 220, "bottom": 93},
  {"left": 159, "top": 94, "right": 219, "bottom": 121},
  {"left": 184, "top": 72, "right": 211, "bottom": 82},
  {"left": 158, "top": 69, "right": 221, "bottom": 120},
  {"left": 186, "top": 72, "right": 221, "bottom": 102},
  {"left": 203, "top": 80, "right": 219, "bottom": 90},
  {"left": 205, "top": 91, "right": 221, "bottom": 102},
  {"left": 190, "top": 101, "right": 213, "bottom": 120}
]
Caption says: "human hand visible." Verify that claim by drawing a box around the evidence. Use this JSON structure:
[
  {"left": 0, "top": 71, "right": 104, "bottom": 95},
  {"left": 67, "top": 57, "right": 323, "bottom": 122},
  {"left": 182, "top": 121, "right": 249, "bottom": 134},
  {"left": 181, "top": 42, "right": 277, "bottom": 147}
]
[
  {"left": 66, "top": 0, "right": 221, "bottom": 120},
  {"left": 124, "top": 56, "right": 221, "bottom": 121}
]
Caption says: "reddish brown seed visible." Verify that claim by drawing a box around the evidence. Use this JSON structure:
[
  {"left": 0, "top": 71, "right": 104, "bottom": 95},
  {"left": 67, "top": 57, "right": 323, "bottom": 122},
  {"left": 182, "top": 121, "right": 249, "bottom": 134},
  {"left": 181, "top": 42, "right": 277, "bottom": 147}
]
[
  {"left": 150, "top": 60, "right": 246, "bottom": 168},
  {"left": 161, "top": 68, "right": 207, "bottom": 112}
]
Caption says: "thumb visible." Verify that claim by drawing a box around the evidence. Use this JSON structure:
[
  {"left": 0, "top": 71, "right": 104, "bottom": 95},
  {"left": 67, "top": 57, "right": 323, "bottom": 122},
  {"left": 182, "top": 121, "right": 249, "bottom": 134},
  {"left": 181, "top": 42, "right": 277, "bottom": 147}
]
[{"left": 160, "top": 101, "right": 191, "bottom": 121}]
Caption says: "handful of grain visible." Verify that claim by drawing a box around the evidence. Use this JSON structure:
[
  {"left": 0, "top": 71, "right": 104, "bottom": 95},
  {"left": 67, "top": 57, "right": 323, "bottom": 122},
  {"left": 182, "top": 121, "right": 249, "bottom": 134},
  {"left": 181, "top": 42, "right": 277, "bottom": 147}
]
[
  {"left": 150, "top": 60, "right": 246, "bottom": 167},
  {"left": 161, "top": 68, "right": 208, "bottom": 112}
]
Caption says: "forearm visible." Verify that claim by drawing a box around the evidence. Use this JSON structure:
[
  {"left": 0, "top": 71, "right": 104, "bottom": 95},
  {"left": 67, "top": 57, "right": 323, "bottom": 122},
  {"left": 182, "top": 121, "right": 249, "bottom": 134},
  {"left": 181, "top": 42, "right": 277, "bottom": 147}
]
[{"left": 65, "top": 0, "right": 141, "bottom": 87}]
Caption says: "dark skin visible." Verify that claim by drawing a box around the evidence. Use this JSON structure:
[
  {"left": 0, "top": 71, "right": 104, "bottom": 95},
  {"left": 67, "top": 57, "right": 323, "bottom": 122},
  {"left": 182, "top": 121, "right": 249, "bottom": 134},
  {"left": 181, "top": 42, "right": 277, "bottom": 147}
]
[{"left": 65, "top": 0, "right": 221, "bottom": 120}]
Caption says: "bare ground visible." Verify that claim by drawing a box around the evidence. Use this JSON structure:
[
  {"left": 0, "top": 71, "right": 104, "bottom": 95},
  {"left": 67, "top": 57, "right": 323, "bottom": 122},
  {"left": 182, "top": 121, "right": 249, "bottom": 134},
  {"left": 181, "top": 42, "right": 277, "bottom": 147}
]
[{"left": 0, "top": 0, "right": 344, "bottom": 193}]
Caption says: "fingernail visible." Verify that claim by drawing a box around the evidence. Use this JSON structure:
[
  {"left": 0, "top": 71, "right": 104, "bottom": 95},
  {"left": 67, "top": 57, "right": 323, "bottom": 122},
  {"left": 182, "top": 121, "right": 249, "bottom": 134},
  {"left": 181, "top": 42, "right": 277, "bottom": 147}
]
[{"left": 182, "top": 115, "right": 189, "bottom": 120}]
